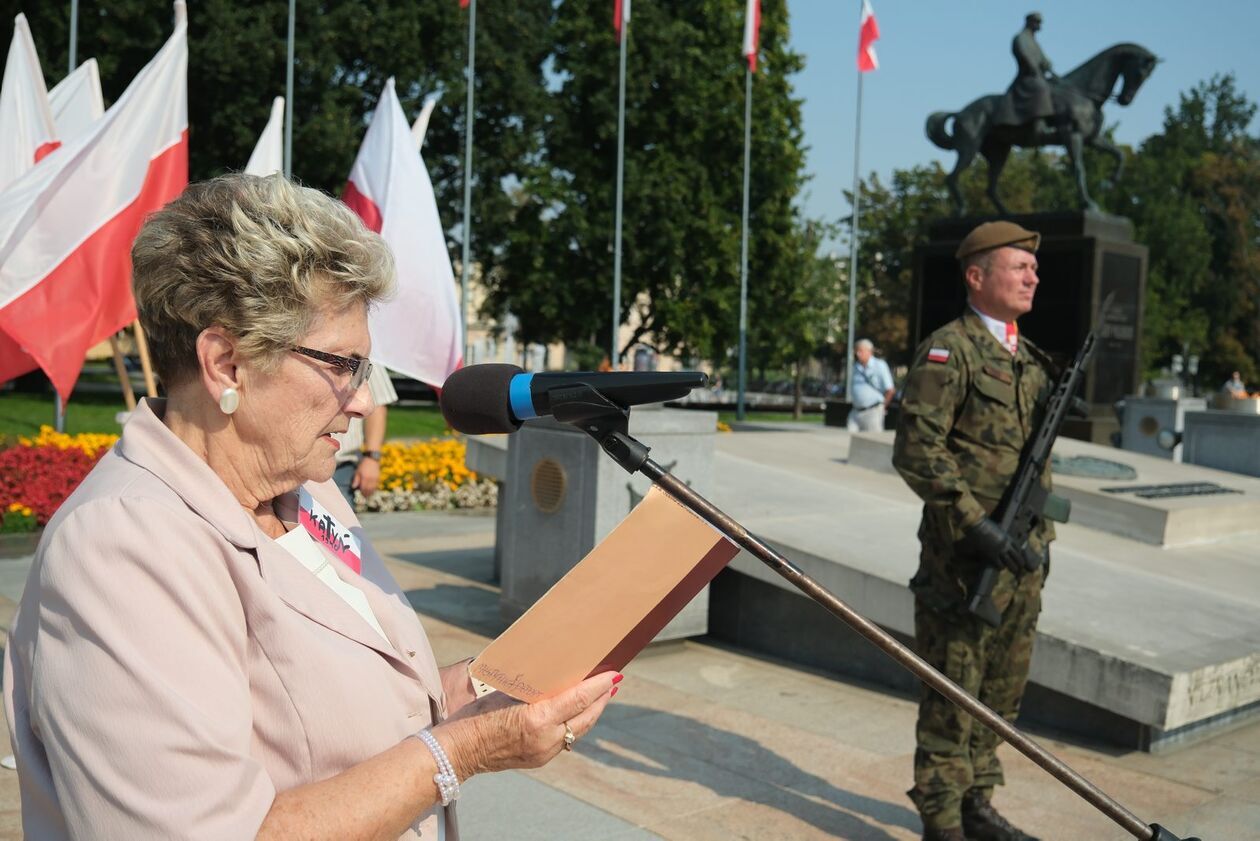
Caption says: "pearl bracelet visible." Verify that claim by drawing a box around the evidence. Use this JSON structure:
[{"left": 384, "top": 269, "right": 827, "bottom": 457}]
[{"left": 414, "top": 728, "right": 460, "bottom": 806}]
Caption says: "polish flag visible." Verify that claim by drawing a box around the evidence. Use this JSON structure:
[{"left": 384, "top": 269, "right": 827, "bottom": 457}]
[
  {"left": 742, "top": 0, "right": 761, "bottom": 73},
  {"left": 857, "top": 0, "right": 880, "bottom": 72},
  {"left": 0, "top": 3, "right": 189, "bottom": 399},
  {"left": 614, "top": 0, "right": 630, "bottom": 43},
  {"left": 245, "top": 96, "right": 284, "bottom": 177},
  {"left": 0, "top": 14, "right": 59, "bottom": 192},
  {"left": 48, "top": 57, "right": 105, "bottom": 145},
  {"left": 343, "top": 78, "right": 462, "bottom": 389}
]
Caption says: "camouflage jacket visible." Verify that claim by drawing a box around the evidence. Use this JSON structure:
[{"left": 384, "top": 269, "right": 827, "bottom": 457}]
[{"left": 893, "top": 310, "right": 1056, "bottom": 606}]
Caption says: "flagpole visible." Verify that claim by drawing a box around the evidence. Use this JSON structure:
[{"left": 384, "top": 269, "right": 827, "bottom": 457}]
[
  {"left": 737, "top": 65, "right": 752, "bottom": 421},
  {"left": 460, "top": 0, "right": 476, "bottom": 363},
  {"left": 68, "top": 0, "right": 78, "bottom": 71},
  {"left": 284, "top": 0, "right": 295, "bottom": 179},
  {"left": 611, "top": 12, "right": 628, "bottom": 367},
  {"left": 844, "top": 61, "right": 864, "bottom": 403},
  {"left": 56, "top": 0, "right": 82, "bottom": 433}
]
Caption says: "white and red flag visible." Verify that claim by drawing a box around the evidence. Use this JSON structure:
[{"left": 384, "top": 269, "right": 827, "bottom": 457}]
[
  {"left": 0, "top": 14, "right": 59, "bottom": 192},
  {"left": 742, "top": 0, "right": 761, "bottom": 72},
  {"left": 0, "top": 3, "right": 189, "bottom": 399},
  {"left": 614, "top": 0, "right": 631, "bottom": 43},
  {"left": 343, "top": 78, "right": 462, "bottom": 389},
  {"left": 48, "top": 57, "right": 104, "bottom": 145},
  {"left": 245, "top": 96, "right": 284, "bottom": 177},
  {"left": 857, "top": 0, "right": 880, "bottom": 72}
]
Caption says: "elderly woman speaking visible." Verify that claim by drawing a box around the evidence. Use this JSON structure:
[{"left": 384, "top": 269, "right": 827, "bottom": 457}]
[{"left": 3, "top": 174, "right": 617, "bottom": 840}]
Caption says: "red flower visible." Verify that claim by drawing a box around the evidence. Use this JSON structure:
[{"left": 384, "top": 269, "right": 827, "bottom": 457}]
[{"left": 0, "top": 444, "right": 102, "bottom": 526}]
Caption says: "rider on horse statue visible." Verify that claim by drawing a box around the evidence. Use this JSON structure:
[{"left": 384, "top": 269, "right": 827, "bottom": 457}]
[
  {"left": 924, "top": 9, "right": 1158, "bottom": 214},
  {"left": 995, "top": 13, "right": 1058, "bottom": 141}
]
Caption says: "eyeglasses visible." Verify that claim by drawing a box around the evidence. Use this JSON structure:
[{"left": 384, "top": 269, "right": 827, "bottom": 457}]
[{"left": 290, "top": 346, "right": 374, "bottom": 392}]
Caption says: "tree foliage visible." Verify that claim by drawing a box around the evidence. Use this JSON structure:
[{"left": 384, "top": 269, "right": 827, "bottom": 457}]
[
  {"left": 494, "top": 0, "right": 810, "bottom": 367},
  {"left": 1111, "top": 75, "right": 1260, "bottom": 384}
]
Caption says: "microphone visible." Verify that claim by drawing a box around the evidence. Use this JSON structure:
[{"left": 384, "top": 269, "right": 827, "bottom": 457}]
[{"left": 440, "top": 364, "right": 709, "bottom": 434}]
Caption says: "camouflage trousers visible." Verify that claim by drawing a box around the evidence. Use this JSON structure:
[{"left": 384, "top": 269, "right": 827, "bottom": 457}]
[{"left": 908, "top": 567, "right": 1043, "bottom": 831}]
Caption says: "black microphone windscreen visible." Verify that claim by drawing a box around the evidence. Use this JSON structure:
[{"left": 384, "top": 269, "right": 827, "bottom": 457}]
[{"left": 440, "top": 364, "right": 525, "bottom": 434}]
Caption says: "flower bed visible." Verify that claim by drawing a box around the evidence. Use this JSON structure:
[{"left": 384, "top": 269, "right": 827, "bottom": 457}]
[
  {"left": 0, "top": 427, "right": 492, "bottom": 529},
  {"left": 0, "top": 427, "right": 119, "bottom": 532},
  {"left": 356, "top": 438, "right": 496, "bottom": 513}
]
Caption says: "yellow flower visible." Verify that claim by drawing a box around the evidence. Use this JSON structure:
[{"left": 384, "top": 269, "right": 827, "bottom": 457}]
[
  {"left": 376, "top": 438, "right": 478, "bottom": 493},
  {"left": 24, "top": 426, "right": 118, "bottom": 458}
]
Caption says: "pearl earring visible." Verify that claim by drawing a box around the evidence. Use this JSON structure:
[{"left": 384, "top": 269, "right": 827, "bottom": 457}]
[{"left": 219, "top": 387, "right": 240, "bottom": 415}]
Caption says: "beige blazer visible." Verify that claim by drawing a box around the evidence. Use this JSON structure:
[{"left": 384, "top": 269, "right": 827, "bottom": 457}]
[{"left": 4, "top": 399, "right": 457, "bottom": 840}]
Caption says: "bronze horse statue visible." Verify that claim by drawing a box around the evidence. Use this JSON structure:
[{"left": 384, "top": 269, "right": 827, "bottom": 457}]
[{"left": 927, "top": 43, "right": 1158, "bottom": 215}]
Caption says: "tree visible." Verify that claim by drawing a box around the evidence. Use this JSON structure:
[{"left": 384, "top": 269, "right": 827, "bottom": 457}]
[
  {"left": 1110, "top": 74, "right": 1259, "bottom": 383},
  {"left": 751, "top": 220, "right": 841, "bottom": 417},
  {"left": 492, "top": 0, "right": 810, "bottom": 368}
]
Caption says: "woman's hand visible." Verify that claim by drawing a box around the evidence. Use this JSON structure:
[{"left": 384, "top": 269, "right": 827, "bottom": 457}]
[
  {"left": 433, "top": 671, "right": 620, "bottom": 779},
  {"left": 439, "top": 658, "right": 479, "bottom": 716}
]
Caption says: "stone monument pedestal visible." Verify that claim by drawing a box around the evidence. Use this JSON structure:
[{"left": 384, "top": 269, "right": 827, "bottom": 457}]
[
  {"left": 1182, "top": 407, "right": 1260, "bottom": 478},
  {"left": 497, "top": 406, "right": 718, "bottom": 640},
  {"left": 912, "top": 211, "right": 1147, "bottom": 436}
]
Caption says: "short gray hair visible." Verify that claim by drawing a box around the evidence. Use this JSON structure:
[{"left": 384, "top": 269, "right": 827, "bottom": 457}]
[
  {"left": 962, "top": 249, "right": 996, "bottom": 276},
  {"left": 132, "top": 173, "right": 395, "bottom": 387},
  {"left": 856, "top": 338, "right": 874, "bottom": 351}
]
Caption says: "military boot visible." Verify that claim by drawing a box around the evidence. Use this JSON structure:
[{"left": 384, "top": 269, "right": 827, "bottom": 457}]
[
  {"left": 961, "top": 792, "right": 1039, "bottom": 841},
  {"left": 921, "top": 827, "right": 969, "bottom": 841}
]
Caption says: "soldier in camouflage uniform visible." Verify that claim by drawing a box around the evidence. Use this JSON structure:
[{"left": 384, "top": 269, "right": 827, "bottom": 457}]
[{"left": 893, "top": 221, "right": 1055, "bottom": 841}]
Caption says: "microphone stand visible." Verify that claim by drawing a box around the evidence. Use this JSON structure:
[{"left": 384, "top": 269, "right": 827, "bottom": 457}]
[{"left": 547, "top": 384, "right": 1195, "bottom": 841}]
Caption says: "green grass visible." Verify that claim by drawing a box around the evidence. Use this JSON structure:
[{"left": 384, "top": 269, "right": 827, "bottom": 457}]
[
  {"left": 385, "top": 404, "right": 452, "bottom": 439},
  {"left": 0, "top": 392, "right": 127, "bottom": 437},
  {"left": 718, "top": 410, "right": 824, "bottom": 425},
  {"left": 0, "top": 391, "right": 826, "bottom": 442},
  {"left": 0, "top": 392, "right": 455, "bottom": 441}
]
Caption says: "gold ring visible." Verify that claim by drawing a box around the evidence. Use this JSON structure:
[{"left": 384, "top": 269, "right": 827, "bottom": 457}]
[{"left": 562, "top": 722, "right": 575, "bottom": 751}]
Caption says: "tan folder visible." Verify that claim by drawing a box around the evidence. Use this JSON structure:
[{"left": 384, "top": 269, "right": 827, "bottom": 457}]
[{"left": 470, "top": 485, "right": 739, "bottom": 702}]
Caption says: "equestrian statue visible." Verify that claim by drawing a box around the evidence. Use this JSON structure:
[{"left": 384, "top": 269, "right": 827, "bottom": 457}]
[{"left": 926, "top": 12, "right": 1159, "bottom": 215}]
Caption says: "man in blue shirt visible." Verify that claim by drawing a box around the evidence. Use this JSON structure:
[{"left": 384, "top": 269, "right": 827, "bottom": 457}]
[{"left": 848, "top": 338, "right": 896, "bottom": 432}]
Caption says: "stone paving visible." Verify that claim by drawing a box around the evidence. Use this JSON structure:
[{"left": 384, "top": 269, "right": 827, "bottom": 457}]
[
  {"left": 370, "top": 509, "right": 1258, "bottom": 840},
  {"left": 0, "top": 504, "right": 1255, "bottom": 838}
]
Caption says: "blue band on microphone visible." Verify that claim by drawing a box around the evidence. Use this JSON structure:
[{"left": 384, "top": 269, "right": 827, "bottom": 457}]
[{"left": 509, "top": 374, "right": 537, "bottom": 420}]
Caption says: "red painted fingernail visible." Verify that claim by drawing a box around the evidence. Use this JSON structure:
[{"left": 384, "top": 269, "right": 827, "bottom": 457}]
[
  {"left": 610, "top": 686, "right": 619, "bottom": 698},
  {"left": 612, "top": 673, "right": 624, "bottom": 685}
]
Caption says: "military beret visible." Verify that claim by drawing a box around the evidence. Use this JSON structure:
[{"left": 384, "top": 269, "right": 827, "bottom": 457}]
[{"left": 954, "top": 221, "right": 1041, "bottom": 260}]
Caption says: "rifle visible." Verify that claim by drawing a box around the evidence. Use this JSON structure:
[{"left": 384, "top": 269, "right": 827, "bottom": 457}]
[{"left": 967, "top": 295, "right": 1114, "bottom": 627}]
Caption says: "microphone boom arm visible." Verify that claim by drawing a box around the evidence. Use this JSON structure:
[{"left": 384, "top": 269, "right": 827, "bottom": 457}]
[{"left": 545, "top": 384, "right": 1194, "bottom": 841}]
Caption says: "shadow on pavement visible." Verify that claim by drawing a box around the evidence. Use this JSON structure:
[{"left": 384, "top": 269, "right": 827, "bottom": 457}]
[
  {"left": 404, "top": 581, "right": 506, "bottom": 639},
  {"left": 394, "top": 546, "right": 496, "bottom": 583},
  {"left": 584, "top": 703, "right": 922, "bottom": 840}
]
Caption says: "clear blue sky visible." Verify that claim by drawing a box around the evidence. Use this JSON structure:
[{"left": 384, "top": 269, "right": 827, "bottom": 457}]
[{"left": 787, "top": 0, "right": 1260, "bottom": 233}]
